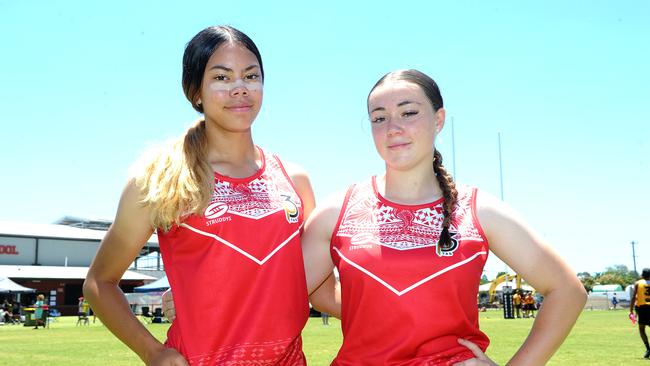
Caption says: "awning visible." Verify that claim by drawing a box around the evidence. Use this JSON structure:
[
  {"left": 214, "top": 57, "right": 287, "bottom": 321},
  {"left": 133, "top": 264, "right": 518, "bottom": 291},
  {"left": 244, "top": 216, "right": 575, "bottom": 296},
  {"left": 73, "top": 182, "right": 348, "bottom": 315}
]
[
  {"left": 0, "top": 265, "right": 157, "bottom": 281},
  {"left": 134, "top": 276, "right": 169, "bottom": 292},
  {"left": 0, "top": 276, "right": 36, "bottom": 293}
]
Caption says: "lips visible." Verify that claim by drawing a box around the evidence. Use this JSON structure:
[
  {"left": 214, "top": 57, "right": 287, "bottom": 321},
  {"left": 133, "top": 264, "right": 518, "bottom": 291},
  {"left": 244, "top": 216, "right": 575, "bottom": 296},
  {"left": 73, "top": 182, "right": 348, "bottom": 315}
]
[
  {"left": 387, "top": 142, "right": 411, "bottom": 150},
  {"left": 225, "top": 104, "right": 253, "bottom": 112}
]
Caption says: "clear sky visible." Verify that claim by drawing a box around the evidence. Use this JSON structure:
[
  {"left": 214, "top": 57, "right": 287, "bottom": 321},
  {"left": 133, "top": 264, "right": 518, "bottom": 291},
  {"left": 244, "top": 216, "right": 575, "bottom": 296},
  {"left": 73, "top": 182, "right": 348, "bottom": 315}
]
[{"left": 1, "top": 1, "right": 648, "bottom": 279}]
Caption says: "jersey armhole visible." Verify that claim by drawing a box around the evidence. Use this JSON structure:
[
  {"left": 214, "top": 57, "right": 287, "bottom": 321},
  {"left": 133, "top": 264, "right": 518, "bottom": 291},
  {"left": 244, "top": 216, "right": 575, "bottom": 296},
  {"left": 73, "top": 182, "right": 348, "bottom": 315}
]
[
  {"left": 272, "top": 154, "right": 306, "bottom": 222},
  {"left": 470, "top": 187, "right": 490, "bottom": 252},
  {"left": 329, "top": 184, "right": 357, "bottom": 252}
]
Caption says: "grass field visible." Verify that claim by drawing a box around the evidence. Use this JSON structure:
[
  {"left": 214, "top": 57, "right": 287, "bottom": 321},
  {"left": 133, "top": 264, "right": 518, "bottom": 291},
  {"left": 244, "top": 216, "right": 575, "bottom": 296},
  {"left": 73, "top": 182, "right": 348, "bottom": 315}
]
[{"left": 0, "top": 310, "right": 646, "bottom": 365}]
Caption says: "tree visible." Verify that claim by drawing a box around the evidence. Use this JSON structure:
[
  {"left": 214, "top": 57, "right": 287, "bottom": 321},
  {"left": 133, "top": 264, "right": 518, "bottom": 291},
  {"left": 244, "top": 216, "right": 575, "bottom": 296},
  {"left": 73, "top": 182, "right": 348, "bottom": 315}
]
[
  {"left": 596, "top": 273, "right": 626, "bottom": 288},
  {"left": 599, "top": 265, "right": 638, "bottom": 286},
  {"left": 577, "top": 272, "right": 595, "bottom": 292}
]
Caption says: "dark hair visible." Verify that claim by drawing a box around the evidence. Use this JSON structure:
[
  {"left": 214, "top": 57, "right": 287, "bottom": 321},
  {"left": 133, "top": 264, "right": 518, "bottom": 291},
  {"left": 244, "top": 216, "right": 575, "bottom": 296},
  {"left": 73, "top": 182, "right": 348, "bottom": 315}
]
[
  {"left": 642, "top": 268, "right": 650, "bottom": 279},
  {"left": 368, "top": 69, "right": 457, "bottom": 251},
  {"left": 182, "top": 25, "right": 264, "bottom": 113}
]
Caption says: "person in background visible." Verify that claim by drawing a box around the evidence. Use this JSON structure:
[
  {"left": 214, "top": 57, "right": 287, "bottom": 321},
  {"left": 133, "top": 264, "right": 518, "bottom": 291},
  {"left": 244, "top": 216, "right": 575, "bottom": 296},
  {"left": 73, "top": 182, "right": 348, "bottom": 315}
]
[
  {"left": 32, "top": 294, "right": 45, "bottom": 329},
  {"left": 524, "top": 292, "right": 536, "bottom": 319},
  {"left": 630, "top": 268, "right": 650, "bottom": 358},
  {"left": 513, "top": 290, "right": 522, "bottom": 318}
]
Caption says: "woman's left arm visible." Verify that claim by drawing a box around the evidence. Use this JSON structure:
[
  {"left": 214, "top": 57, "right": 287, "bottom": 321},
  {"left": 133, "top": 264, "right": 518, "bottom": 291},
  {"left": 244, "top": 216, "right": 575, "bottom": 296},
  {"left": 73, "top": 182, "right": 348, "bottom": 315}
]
[
  {"left": 284, "top": 161, "right": 341, "bottom": 318},
  {"left": 476, "top": 191, "right": 587, "bottom": 365}
]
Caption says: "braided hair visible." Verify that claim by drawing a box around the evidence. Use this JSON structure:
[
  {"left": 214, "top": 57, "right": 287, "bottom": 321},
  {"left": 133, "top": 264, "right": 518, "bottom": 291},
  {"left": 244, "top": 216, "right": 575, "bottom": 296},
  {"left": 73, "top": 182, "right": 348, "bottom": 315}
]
[{"left": 369, "top": 69, "right": 458, "bottom": 250}]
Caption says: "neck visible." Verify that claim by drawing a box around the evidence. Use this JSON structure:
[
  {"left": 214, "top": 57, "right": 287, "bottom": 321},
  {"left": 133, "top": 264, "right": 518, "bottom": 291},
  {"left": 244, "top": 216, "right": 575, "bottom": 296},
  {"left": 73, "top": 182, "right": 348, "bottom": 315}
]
[
  {"left": 204, "top": 119, "right": 259, "bottom": 178},
  {"left": 379, "top": 162, "right": 443, "bottom": 205}
]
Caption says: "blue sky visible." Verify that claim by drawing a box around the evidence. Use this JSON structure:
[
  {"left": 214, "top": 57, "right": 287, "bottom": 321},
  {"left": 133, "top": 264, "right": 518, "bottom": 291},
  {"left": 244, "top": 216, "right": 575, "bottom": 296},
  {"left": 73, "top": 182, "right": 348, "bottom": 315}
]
[{"left": 1, "top": 1, "right": 648, "bottom": 279}]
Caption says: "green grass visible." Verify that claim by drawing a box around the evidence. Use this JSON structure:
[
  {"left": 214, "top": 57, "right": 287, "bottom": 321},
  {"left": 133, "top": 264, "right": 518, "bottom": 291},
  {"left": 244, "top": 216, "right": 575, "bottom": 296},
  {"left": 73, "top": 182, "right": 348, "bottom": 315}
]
[{"left": 0, "top": 310, "right": 645, "bottom": 365}]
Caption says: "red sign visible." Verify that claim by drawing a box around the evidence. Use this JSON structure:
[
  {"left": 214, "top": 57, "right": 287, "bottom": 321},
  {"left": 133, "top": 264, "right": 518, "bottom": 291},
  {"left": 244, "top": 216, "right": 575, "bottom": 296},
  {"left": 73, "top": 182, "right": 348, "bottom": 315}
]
[{"left": 0, "top": 245, "right": 19, "bottom": 255}]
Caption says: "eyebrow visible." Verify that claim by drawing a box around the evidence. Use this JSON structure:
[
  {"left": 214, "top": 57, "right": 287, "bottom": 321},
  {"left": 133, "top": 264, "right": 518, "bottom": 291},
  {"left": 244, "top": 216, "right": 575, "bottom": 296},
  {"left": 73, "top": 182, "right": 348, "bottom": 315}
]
[
  {"left": 370, "top": 100, "right": 421, "bottom": 113},
  {"left": 397, "top": 100, "right": 420, "bottom": 107},
  {"left": 208, "top": 64, "right": 260, "bottom": 72}
]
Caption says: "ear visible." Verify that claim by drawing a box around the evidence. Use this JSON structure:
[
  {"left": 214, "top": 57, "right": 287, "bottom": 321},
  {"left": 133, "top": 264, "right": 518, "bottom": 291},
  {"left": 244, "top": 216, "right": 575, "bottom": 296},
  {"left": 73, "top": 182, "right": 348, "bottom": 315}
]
[{"left": 435, "top": 108, "right": 446, "bottom": 133}]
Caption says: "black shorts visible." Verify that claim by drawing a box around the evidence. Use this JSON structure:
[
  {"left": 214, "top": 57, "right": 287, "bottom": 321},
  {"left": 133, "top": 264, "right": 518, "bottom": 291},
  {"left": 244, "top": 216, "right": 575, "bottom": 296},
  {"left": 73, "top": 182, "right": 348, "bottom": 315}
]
[{"left": 636, "top": 305, "right": 650, "bottom": 325}]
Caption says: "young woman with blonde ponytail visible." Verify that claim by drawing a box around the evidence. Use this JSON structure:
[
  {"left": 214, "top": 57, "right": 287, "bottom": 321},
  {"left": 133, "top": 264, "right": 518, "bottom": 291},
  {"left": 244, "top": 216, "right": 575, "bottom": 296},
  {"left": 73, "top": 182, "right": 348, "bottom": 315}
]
[
  {"left": 301, "top": 69, "right": 587, "bottom": 365},
  {"left": 84, "top": 26, "right": 317, "bottom": 366}
]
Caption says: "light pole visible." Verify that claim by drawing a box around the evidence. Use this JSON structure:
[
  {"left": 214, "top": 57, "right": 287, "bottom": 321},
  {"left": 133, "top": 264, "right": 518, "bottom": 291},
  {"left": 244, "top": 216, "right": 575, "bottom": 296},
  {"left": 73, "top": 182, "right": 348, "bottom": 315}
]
[
  {"left": 632, "top": 240, "right": 638, "bottom": 275},
  {"left": 451, "top": 116, "right": 456, "bottom": 180},
  {"left": 498, "top": 132, "right": 504, "bottom": 201}
]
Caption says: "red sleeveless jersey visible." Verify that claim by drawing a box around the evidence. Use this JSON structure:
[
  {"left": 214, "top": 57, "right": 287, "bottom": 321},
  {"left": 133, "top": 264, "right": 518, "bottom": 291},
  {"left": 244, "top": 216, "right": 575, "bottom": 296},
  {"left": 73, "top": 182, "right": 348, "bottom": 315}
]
[
  {"left": 158, "top": 148, "right": 309, "bottom": 365},
  {"left": 330, "top": 177, "right": 490, "bottom": 365}
]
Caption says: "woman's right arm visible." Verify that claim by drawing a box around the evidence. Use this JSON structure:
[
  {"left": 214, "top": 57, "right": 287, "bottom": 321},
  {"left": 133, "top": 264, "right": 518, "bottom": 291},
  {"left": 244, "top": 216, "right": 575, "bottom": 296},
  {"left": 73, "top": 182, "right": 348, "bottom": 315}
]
[{"left": 83, "top": 180, "right": 187, "bottom": 365}]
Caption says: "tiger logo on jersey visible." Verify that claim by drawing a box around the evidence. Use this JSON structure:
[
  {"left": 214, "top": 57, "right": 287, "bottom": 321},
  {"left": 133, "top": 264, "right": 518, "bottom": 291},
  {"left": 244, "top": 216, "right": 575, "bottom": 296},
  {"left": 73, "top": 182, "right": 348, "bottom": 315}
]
[{"left": 282, "top": 195, "right": 299, "bottom": 224}]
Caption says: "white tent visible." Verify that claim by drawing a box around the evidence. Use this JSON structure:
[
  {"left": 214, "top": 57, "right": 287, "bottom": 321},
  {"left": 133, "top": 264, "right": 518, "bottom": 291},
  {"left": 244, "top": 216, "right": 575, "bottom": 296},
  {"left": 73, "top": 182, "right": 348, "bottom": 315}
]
[
  {"left": 478, "top": 282, "right": 534, "bottom": 292},
  {"left": 592, "top": 284, "right": 623, "bottom": 292},
  {"left": 134, "top": 276, "right": 169, "bottom": 293},
  {"left": 0, "top": 277, "right": 36, "bottom": 293}
]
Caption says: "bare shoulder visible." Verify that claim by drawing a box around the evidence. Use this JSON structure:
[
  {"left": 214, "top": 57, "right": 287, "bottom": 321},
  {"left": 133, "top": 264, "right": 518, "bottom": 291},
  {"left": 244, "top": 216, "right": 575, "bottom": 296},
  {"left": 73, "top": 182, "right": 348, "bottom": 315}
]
[
  {"left": 280, "top": 160, "right": 316, "bottom": 217},
  {"left": 110, "top": 179, "right": 155, "bottom": 243},
  {"left": 281, "top": 160, "right": 309, "bottom": 180},
  {"left": 474, "top": 189, "right": 525, "bottom": 238},
  {"left": 305, "top": 189, "right": 348, "bottom": 235},
  {"left": 281, "top": 160, "right": 312, "bottom": 195}
]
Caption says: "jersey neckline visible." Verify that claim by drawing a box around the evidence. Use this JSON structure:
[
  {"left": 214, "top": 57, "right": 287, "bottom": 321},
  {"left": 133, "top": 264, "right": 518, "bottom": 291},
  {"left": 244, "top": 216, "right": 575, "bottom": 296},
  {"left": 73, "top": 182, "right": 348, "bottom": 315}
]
[
  {"left": 213, "top": 146, "right": 266, "bottom": 184},
  {"left": 371, "top": 175, "right": 445, "bottom": 210}
]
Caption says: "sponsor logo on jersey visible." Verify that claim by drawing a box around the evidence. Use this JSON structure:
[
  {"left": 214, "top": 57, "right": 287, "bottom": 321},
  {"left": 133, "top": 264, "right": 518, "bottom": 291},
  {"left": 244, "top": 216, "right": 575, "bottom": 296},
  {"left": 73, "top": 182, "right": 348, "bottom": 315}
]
[
  {"left": 282, "top": 195, "right": 300, "bottom": 224},
  {"left": 349, "top": 232, "right": 375, "bottom": 250},
  {"left": 204, "top": 202, "right": 229, "bottom": 219},
  {"left": 436, "top": 230, "right": 459, "bottom": 257}
]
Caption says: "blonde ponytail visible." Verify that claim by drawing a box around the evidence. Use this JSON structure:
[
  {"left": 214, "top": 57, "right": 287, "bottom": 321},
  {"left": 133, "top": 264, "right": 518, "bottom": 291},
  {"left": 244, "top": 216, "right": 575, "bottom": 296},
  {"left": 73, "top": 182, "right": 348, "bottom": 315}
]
[{"left": 132, "top": 118, "right": 214, "bottom": 231}]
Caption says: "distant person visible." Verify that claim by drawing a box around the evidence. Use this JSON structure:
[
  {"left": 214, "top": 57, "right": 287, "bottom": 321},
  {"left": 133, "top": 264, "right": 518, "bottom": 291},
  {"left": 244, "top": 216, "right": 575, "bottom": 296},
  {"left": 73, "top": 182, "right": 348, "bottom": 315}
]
[
  {"left": 321, "top": 312, "right": 330, "bottom": 326},
  {"left": 524, "top": 292, "right": 536, "bottom": 318},
  {"left": 77, "top": 296, "right": 90, "bottom": 326},
  {"left": 32, "top": 294, "right": 45, "bottom": 329},
  {"left": 513, "top": 290, "right": 522, "bottom": 318},
  {"left": 0, "top": 307, "right": 12, "bottom": 323},
  {"left": 611, "top": 293, "right": 618, "bottom": 309},
  {"left": 630, "top": 268, "right": 650, "bottom": 358}
]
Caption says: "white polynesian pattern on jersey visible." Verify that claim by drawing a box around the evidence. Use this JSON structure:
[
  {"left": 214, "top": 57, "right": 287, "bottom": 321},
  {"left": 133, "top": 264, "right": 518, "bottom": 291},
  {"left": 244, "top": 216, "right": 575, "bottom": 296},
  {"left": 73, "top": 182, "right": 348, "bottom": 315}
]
[
  {"left": 210, "top": 156, "right": 301, "bottom": 220},
  {"left": 337, "top": 180, "right": 483, "bottom": 251}
]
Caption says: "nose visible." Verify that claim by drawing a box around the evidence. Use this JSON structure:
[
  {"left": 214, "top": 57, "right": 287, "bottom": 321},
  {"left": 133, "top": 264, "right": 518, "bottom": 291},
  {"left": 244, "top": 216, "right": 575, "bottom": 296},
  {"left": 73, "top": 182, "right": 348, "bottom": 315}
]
[
  {"left": 230, "top": 84, "right": 249, "bottom": 97},
  {"left": 386, "top": 118, "right": 403, "bottom": 136}
]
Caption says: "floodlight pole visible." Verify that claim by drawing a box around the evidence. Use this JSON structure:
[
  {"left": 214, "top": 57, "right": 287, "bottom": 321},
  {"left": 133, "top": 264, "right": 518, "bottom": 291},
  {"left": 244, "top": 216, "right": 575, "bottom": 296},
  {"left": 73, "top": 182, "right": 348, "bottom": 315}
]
[
  {"left": 451, "top": 116, "right": 457, "bottom": 180},
  {"left": 632, "top": 241, "right": 638, "bottom": 275}
]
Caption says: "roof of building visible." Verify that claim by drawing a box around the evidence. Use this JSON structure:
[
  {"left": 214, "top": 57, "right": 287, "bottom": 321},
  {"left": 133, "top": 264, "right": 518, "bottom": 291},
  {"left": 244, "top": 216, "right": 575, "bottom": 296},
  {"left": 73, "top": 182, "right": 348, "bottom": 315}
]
[
  {"left": 592, "top": 284, "right": 623, "bottom": 292},
  {"left": 53, "top": 215, "right": 114, "bottom": 230},
  {"left": 0, "top": 265, "right": 157, "bottom": 281},
  {"left": 0, "top": 221, "right": 158, "bottom": 245}
]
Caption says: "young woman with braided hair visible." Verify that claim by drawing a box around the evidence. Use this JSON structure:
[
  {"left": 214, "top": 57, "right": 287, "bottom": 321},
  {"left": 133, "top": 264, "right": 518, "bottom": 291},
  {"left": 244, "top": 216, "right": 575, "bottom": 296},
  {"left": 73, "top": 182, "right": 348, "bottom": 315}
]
[{"left": 301, "top": 69, "right": 587, "bottom": 365}]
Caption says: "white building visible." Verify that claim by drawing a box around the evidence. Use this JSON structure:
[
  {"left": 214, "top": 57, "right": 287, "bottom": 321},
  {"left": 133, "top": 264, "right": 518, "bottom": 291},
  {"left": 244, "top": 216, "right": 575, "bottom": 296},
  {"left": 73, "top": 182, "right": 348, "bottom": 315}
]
[{"left": 0, "top": 220, "right": 162, "bottom": 315}]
